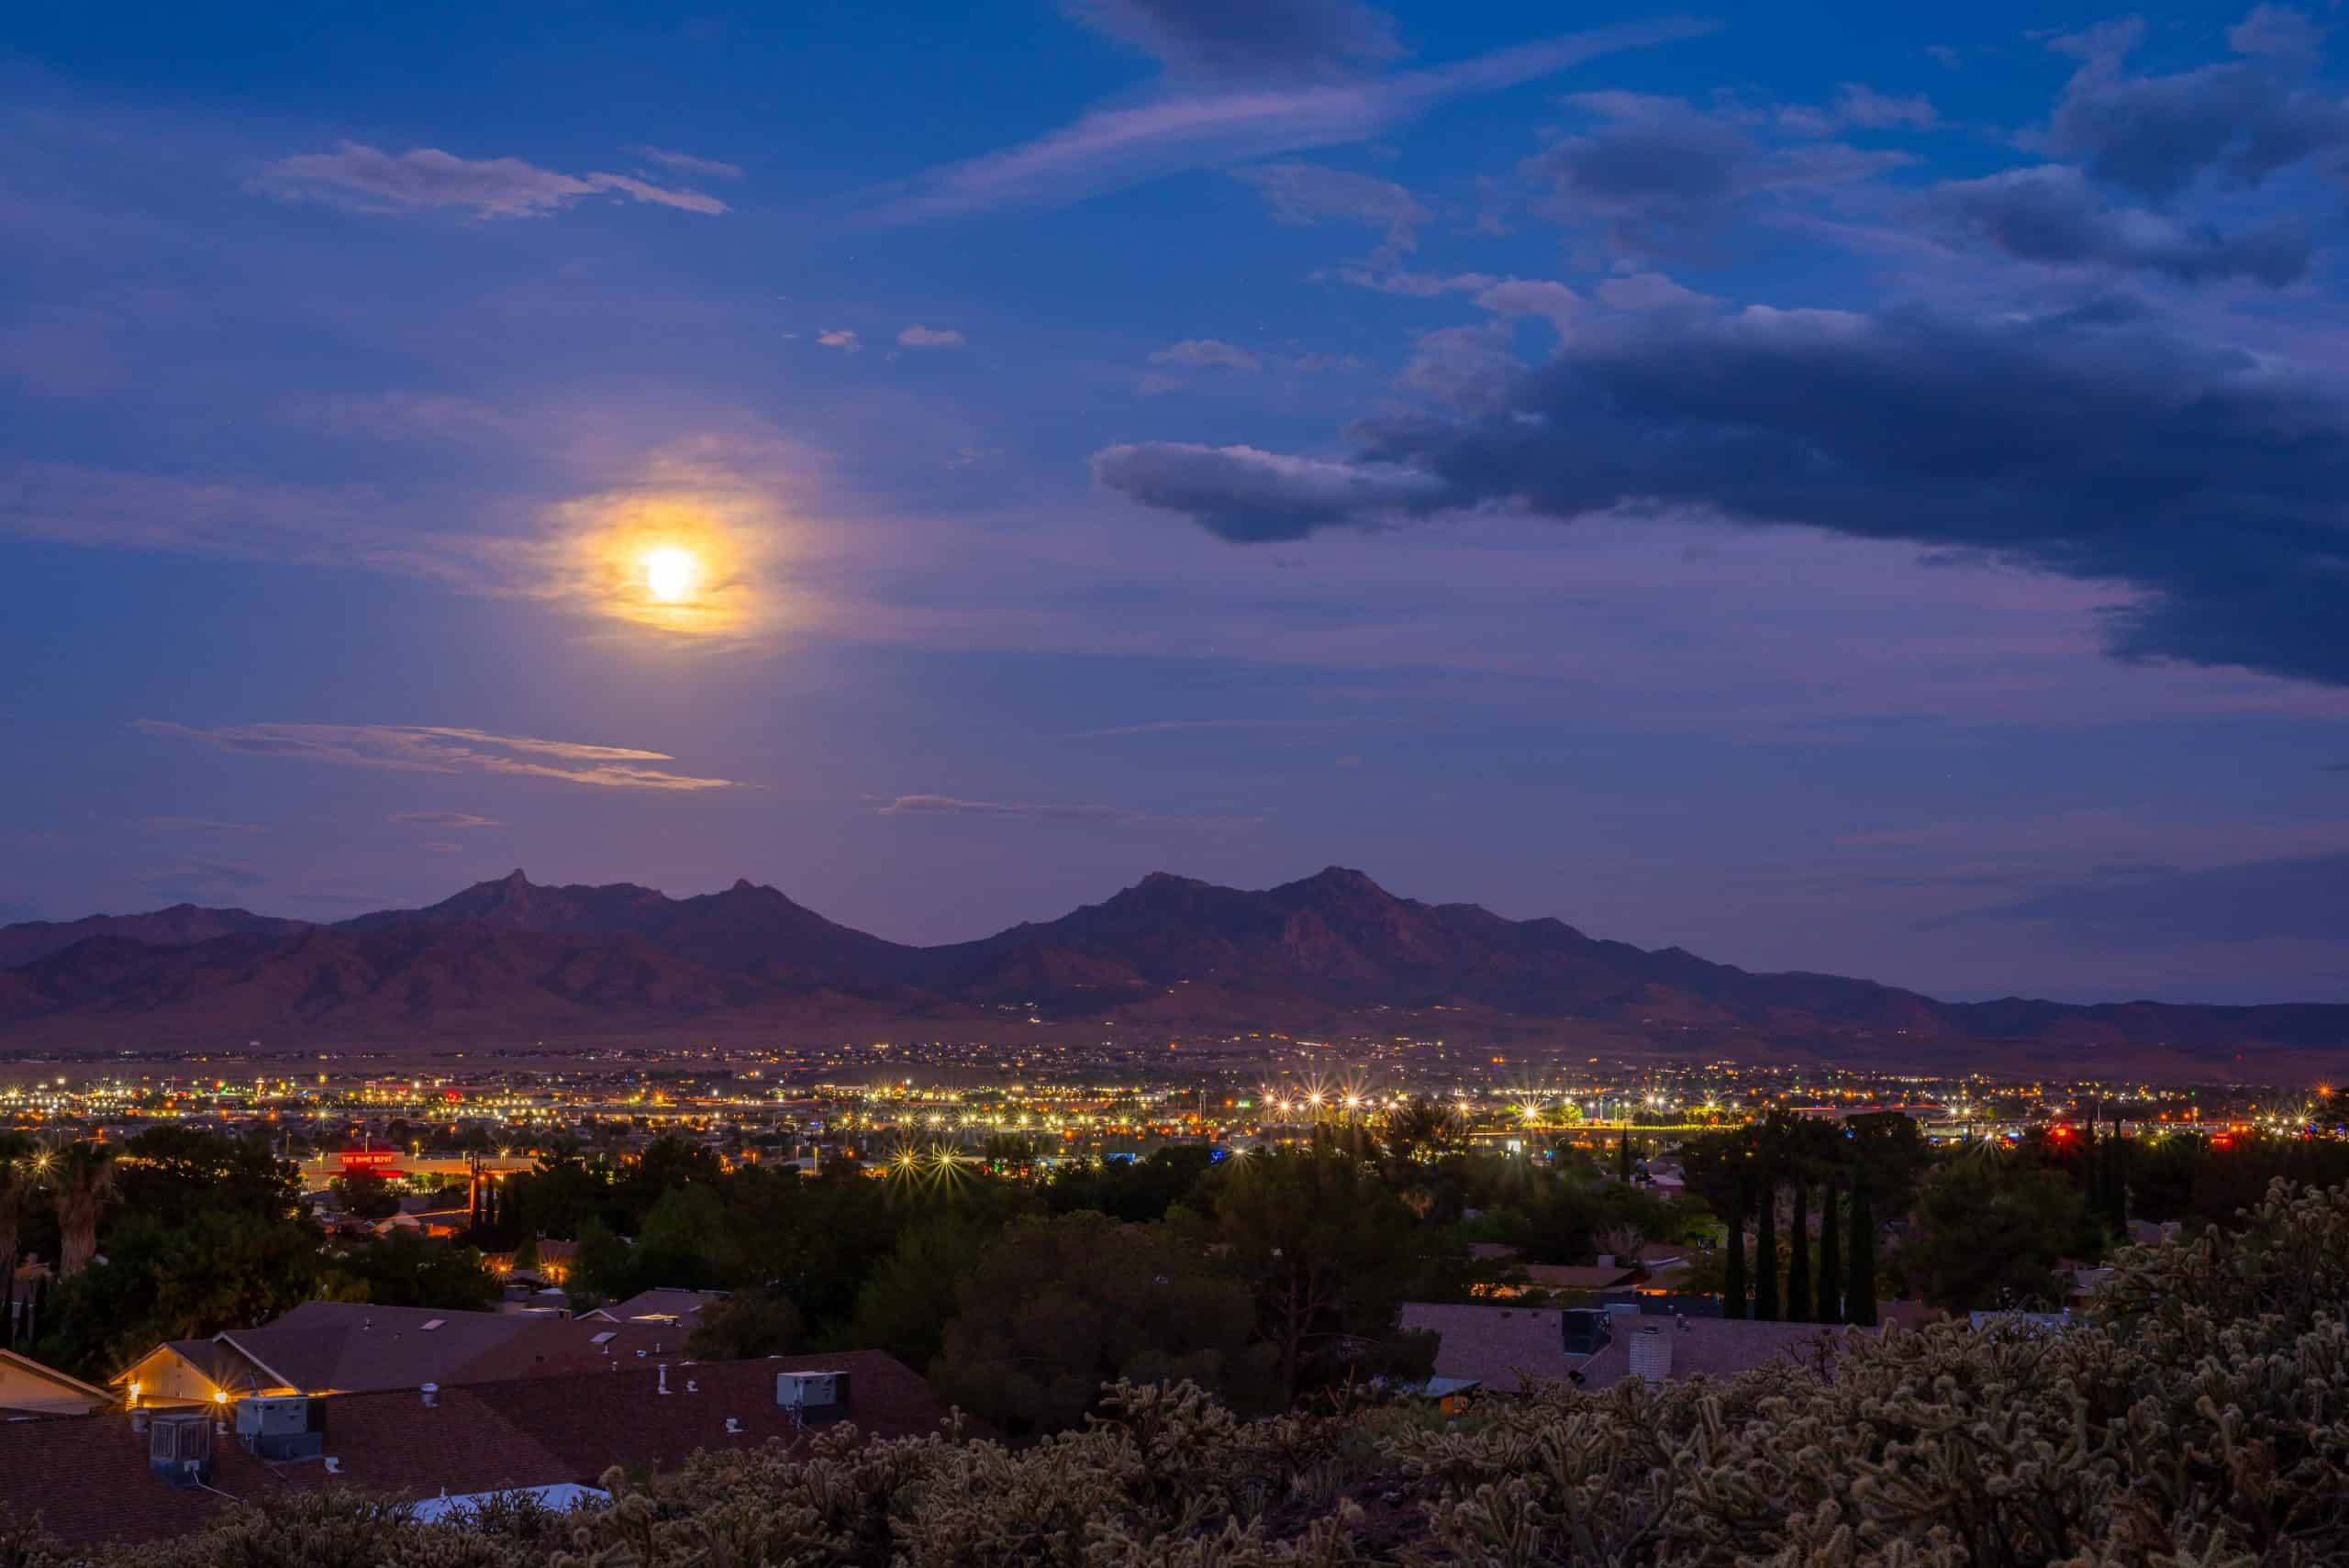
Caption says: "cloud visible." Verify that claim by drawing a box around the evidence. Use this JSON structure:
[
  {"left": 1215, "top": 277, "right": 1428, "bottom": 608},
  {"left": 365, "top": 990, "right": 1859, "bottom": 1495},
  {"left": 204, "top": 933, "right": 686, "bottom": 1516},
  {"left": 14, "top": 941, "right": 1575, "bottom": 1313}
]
[
  {"left": 869, "top": 19, "right": 1713, "bottom": 222},
  {"left": 1594, "top": 271, "right": 1718, "bottom": 311},
  {"left": 1330, "top": 267, "right": 1497, "bottom": 296},
  {"left": 388, "top": 810, "right": 501, "bottom": 828},
  {"left": 1944, "top": 851, "right": 2349, "bottom": 943},
  {"left": 1063, "top": 0, "right": 1399, "bottom": 80},
  {"left": 139, "top": 817, "right": 269, "bottom": 836},
  {"left": 1149, "top": 338, "right": 1264, "bottom": 372},
  {"left": 1932, "top": 164, "right": 2311, "bottom": 285},
  {"left": 254, "top": 142, "right": 728, "bottom": 217},
  {"left": 1831, "top": 83, "right": 1938, "bottom": 129},
  {"left": 1544, "top": 93, "right": 1906, "bottom": 251},
  {"left": 623, "top": 145, "right": 746, "bottom": 180},
  {"left": 2228, "top": 4, "right": 2329, "bottom": 69},
  {"left": 1233, "top": 161, "right": 1426, "bottom": 250},
  {"left": 1473, "top": 278, "right": 1582, "bottom": 337},
  {"left": 138, "top": 722, "right": 738, "bottom": 790},
  {"left": 1097, "top": 304, "right": 2349, "bottom": 684},
  {"left": 875, "top": 793, "right": 1251, "bottom": 828},
  {"left": 817, "top": 328, "right": 862, "bottom": 351},
  {"left": 1068, "top": 717, "right": 1336, "bottom": 738},
  {"left": 1090, "top": 440, "right": 1446, "bottom": 541},
  {"left": 896, "top": 324, "right": 966, "bottom": 348},
  {"left": 2045, "top": 15, "right": 2349, "bottom": 200}
]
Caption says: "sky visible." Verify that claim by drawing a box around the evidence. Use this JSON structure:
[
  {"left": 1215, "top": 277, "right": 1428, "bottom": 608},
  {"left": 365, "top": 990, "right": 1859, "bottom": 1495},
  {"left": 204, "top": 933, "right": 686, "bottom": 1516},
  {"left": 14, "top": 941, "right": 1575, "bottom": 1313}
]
[{"left": 2, "top": 0, "right": 2346, "bottom": 1005}]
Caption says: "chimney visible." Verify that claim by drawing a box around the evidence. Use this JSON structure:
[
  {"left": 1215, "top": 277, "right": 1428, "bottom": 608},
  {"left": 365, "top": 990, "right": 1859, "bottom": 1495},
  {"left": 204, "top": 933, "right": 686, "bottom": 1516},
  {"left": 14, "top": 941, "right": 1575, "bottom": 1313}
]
[
  {"left": 1629, "top": 1326, "right": 1673, "bottom": 1385},
  {"left": 420, "top": 1383, "right": 439, "bottom": 1408}
]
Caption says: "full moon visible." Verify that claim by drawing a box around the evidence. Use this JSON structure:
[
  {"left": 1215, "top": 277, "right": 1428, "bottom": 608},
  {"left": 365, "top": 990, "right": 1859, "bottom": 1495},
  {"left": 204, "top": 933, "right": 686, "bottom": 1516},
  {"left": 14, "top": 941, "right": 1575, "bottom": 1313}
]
[{"left": 641, "top": 547, "right": 698, "bottom": 603}]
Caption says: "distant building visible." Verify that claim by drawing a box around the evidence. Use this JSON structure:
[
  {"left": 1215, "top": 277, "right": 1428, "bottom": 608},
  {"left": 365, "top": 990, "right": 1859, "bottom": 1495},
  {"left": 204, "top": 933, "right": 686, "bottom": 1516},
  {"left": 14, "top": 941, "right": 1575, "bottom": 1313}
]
[{"left": 1399, "top": 1302, "right": 1865, "bottom": 1395}]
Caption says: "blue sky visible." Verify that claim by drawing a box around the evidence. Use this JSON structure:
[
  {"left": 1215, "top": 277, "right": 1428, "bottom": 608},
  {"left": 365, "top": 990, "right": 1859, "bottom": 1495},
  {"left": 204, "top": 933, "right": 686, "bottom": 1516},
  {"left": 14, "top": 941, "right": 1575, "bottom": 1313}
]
[{"left": 3, "top": 1, "right": 2345, "bottom": 1003}]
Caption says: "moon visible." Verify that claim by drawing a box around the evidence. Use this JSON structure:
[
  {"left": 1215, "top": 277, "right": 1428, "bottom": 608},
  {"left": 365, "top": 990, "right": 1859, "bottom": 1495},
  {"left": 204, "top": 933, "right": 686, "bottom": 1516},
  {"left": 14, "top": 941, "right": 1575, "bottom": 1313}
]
[{"left": 641, "top": 547, "right": 698, "bottom": 603}]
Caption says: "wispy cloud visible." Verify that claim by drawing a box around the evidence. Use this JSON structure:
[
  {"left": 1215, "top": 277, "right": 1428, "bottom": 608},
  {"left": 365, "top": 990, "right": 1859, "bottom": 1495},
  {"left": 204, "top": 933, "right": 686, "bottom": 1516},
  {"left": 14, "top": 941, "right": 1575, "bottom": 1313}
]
[
  {"left": 138, "top": 722, "right": 739, "bottom": 791},
  {"left": 897, "top": 324, "right": 966, "bottom": 348},
  {"left": 623, "top": 145, "right": 745, "bottom": 180},
  {"left": 139, "top": 817, "right": 270, "bottom": 836},
  {"left": 388, "top": 810, "right": 502, "bottom": 828},
  {"left": 876, "top": 793, "right": 1256, "bottom": 828},
  {"left": 1149, "top": 338, "right": 1264, "bottom": 373},
  {"left": 868, "top": 18, "right": 1713, "bottom": 222},
  {"left": 254, "top": 142, "right": 728, "bottom": 217},
  {"left": 1067, "top": 717, "right": 1337, "bottom": 738}
]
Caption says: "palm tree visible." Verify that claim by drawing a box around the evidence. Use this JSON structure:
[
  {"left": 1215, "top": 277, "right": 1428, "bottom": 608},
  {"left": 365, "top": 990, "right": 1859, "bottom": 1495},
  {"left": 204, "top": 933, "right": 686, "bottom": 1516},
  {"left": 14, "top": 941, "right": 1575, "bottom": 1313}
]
[{"left": 50, "top": 1141, "right": 118, "bottom": 1278}]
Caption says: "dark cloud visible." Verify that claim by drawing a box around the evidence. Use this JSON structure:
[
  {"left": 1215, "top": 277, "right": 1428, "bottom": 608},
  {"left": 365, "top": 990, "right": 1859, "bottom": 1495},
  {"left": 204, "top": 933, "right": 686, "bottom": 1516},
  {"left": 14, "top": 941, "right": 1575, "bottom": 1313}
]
[
  {"left": 2046, "top": 12, "right": 2349, "bottom": 200},
  {"left": 1543, "top": 94, "right": 1904, "bottom": 250},
  {"left": 1932, "top": 165, "right": 2310, "bottom": 285},
  {"left": 1063, "top": 0, "right": 1399, "bottom": 79},
  {"left": 1943, "top": 851, "right": 2349, "bottom": 943},
  {"left": 1096, "top": 306, "right": 2349, "bottom": 684},
  {"left": 1091, "top": 441, "right": 1444, "bottom": 540}
]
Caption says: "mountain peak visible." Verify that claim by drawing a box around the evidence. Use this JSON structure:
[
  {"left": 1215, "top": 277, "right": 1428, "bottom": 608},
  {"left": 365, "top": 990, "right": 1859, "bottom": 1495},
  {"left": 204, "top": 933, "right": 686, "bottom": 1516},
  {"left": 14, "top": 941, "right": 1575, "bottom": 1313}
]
[
  {"left": 495, "top": 869, "right": 531, "bottom": 888},
  {"left": 1291, "top": 865, "right": 1388, "bottom": 896}
]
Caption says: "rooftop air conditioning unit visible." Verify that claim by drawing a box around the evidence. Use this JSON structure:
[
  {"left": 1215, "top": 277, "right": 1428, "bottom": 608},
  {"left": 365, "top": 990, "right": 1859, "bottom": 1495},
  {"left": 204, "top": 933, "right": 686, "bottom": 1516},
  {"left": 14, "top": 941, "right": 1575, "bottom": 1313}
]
[
  {"left": 150, "top": 1412, "right": 214, "bottom": 1485},
  {"left": 1561, "top": 1307, "right": 1613, "bottom": 1357},
  {"left": 235, "top": 1394, "right": 326, "bottom": 1461},
  {"left": 775, "top": 1371, "right": 850, "bottom": 1422}
]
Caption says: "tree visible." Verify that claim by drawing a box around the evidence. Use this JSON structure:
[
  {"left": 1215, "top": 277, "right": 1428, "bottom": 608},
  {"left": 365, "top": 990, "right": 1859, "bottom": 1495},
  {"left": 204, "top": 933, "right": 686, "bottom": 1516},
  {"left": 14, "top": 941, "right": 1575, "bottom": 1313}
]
[
  {"left": 934, "top": 1212, "right": 1274, "bottom": 1437},
  {"left": 1845, "top": 1179, "right": 1876, "bottom": 1326},
  {"left": 1720, "top": 1180, "right": 1748, "bottom": 1318},
  {"left": 49, "top": 1143, "right": 117, "bottom": 1278},
  {"left": 321, "top": 1231, "right": 496, "bottom": 1312},
  {"left": 841, "top": 1210, "right": 1001, "bottom": 1371},
  {"left": 0, "top": 1134, "right": 32, "bottom": 1330},
  {"left": 1815, "top": 1175, "right": 1843, "bottom": 1324},
  {"left": 510, "top": 1234, "right": 540, "bottom": 1273},
  {"left": 330, "top": 1169, "right": 400, "bottom": 1220},
  {"left": 1907, "top": 1158, "right": 2095, "bottom": 1312},
  {"left": 115, "top": 1129, "right": 298, "bottom": 1229},
  {"left": 1752, "top": 1162, "right": 1779, "bottom": 1320},
  {"left": 1785, "top": 1178, "right": 1812, "bottom": 1321},
  {"left": 1203, "top": 1146, "right": 1431, "bottom": 1396},
  {"left": 687, "top": 1287, "right": 802, "bottom": 1360}
]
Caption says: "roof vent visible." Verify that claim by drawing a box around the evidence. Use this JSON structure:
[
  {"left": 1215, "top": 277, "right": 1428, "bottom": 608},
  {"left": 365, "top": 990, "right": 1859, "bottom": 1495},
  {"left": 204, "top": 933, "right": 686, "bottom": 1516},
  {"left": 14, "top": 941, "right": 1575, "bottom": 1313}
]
[
  {"left": 590, "top": 1330, "right": 616, "bottom": 1346},
  {"left": 421, "top": 1318, "right": 446, "bottom": 1331}
]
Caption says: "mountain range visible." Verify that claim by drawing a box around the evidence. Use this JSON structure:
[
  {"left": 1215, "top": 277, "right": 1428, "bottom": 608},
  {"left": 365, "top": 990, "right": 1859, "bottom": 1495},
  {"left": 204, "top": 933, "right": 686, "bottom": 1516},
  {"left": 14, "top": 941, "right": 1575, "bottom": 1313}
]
[{"left": 1, "top": 868, "right": 2343, "bottom": 1070}]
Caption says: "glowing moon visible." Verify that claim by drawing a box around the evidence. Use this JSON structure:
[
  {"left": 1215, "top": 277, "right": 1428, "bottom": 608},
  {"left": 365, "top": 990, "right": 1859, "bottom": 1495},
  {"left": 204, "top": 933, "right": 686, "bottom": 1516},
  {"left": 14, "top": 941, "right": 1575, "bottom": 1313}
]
[{"left": 641, "top": 547, "right": 698, "bottom": 603}]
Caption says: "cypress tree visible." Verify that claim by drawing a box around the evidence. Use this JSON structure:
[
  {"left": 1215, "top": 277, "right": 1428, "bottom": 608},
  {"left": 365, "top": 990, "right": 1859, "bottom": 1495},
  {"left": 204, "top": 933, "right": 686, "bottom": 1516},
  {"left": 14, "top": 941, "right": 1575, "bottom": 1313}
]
[
  {"left": 1817, "top": 1178, "right": 1843, "bottom": 1324},
  {"left": 1754, "top": 1173, "right": 1780, "bottom": 1320},
  {"left": 1787, "top": 1181, "right": 1812, "bottom": 1321},
  {"left": 1617, "top": 1125, "right": 1632, "bottom": 1180},
  {"left": 1722, "top": 1180, "right": 1748, "bottom": 1319},
  {"left": 1846, "top": 1182, "right": 1877, "bottom": 1327}
]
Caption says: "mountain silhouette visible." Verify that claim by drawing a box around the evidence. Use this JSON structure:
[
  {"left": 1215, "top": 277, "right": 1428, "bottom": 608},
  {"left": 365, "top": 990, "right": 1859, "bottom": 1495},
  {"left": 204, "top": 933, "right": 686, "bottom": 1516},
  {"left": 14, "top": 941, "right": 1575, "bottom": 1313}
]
[{"left": 2, "top": 868, "right": 2343, "bottom": 1064}]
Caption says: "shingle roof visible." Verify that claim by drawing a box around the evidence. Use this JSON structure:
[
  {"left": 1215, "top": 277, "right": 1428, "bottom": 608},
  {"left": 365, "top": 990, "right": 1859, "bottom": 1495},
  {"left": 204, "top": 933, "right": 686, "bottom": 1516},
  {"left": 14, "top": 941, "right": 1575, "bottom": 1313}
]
[
  {"left": 218, "top": 1302, "right": 544, "bottom": 1394},
  {"left": 0, "top": 1350, "right": 962, "bottom": 1551},
  {"left": 1399, "top": 1302, "right": 1860, "bottom": 1394},
  {"left": 587, "top": 1288, "right": 724, "bottom": 1324}
]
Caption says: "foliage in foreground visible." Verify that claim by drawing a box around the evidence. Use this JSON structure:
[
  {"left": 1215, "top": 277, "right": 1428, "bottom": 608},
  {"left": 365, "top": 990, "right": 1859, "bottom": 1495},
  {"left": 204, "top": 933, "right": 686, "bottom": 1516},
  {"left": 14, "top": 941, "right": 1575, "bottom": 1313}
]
[{"left": 11, "top": 1177, "right": 2349, "bottom": 1567}]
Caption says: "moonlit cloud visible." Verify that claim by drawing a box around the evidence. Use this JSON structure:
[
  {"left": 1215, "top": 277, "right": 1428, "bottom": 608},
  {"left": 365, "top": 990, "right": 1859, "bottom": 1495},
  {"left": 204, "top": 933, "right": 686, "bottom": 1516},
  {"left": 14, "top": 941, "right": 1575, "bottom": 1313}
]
[
  {"left": 869, "top": 19, "right": 1714, "bottom": 221},
  {"left": 138, "top": 722, "right": 740, "bottom": 790},
  {"left": 818, "top": 328, "right": 862, "bottom": 351},
  {"left": 1148, "top": 338, "right": 1263, "bottom": 372},
  {"left": 253, "top": 142, "right": 729, "bottom": 217},
  {"left": 896, "top": 324, "right": 967, "bottom": 348},
  {"left": 623, "top": 145, "right": 746, "bottom": 179},
  {"left": 541, "top": 437, "right": 807, "bottom": 639}
]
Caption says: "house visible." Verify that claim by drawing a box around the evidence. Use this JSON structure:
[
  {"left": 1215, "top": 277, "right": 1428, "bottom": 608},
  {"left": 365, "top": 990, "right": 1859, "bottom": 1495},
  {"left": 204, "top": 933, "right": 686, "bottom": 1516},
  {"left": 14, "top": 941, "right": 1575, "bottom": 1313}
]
[
  {"left": 112, "top": 1303, "right": 696, "bottom": 1407},
  {"left": 1, "top": 1350, "right": 961, "bottom": 1551},
  {"left": 1398, "top": 1302, "right": 1860, "bottom": 1395},
  {"left": 0, "top": 1348, "right": 114, "bottom": 1418},
  {"left": 584, "top": 1288, "right": 726, "bottom": 1328}
]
